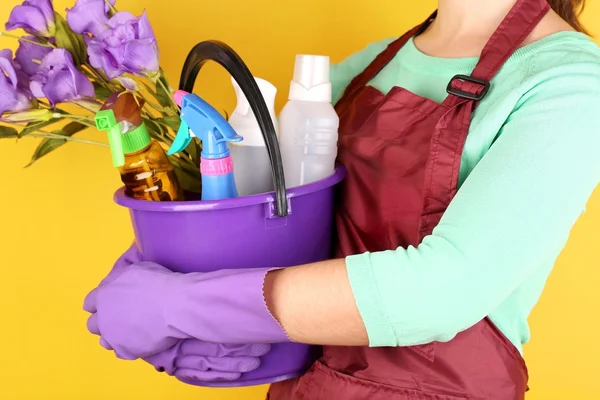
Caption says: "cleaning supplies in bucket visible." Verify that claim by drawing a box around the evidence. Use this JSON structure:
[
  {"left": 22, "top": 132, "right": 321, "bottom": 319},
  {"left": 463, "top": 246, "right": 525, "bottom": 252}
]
[
  {"left": 112, "top": 39, "right": 347, "bottom": 389},
  {"left": 96, "top": 92, "right": 184, "bottom": 201},
  {"left": 279, "top": 55, "right": 340, "bottom": 188},
  {"left": 228, "top": 76, "right": 280, "bottom": 196},
  {"left": 168, "top": 90, "right": 243, "bottom": 201}
]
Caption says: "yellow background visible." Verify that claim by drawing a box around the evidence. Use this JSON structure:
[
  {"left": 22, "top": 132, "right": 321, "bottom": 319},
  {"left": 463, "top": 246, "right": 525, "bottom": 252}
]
[{"left": 1, "top": 0, "right": 599, "bottom": 398}]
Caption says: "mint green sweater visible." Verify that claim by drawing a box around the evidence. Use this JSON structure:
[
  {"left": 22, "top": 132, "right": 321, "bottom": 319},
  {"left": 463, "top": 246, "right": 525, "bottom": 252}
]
[{"left": 336, "top": 31, "right": 600, "bottom": 353}]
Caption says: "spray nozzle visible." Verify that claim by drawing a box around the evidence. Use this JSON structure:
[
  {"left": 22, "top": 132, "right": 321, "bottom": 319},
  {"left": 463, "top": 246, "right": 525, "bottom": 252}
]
[
  {"left": 96, "top": 92, "right": 147, "bottom": 167},
  {"left": 168, "top": 91, "right": 243, "bottom": 159}
]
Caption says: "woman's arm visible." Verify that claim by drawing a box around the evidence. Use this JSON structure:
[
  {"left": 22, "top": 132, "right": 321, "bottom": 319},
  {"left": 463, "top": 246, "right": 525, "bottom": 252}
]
[
  {"left": 264, "top": 258, "right": 368, "bottom": 346},
  {"left": 264, "top": 62, "right": 600, "bottom": 348}
]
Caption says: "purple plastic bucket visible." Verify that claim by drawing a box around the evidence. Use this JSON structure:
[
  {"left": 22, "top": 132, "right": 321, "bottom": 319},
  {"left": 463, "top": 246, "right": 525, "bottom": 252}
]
[{"left": 113, "top": 165, "right": 346, "bottom": 387}]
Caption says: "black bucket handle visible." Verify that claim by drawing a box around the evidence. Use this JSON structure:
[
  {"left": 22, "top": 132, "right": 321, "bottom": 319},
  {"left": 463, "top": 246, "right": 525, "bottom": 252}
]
[{"left": 179, "top": 40, "right": 288, "bottom": 217}]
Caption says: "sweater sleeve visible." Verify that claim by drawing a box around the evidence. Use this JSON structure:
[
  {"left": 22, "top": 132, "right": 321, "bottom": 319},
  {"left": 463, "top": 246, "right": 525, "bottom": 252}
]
[
  {"left": 330, "top": 38, "right": 397, "bottom": 104},
  {"left": 345, "top": 63, "right": 600, "bottom": 347}
]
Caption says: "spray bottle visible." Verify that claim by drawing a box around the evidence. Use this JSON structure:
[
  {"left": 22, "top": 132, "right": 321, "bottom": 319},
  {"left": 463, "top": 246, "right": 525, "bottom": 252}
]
[
  {"left": 279, "top": 55, "right": 339, "bottom": 188},
  {"left": 168, "top": 90, "right": 243, "bottom": 201},
  {"left": 228, "top": 76, "right": 279, "bottom": 196},
  {"left": 96, "top": 92, "right": 184, "bottom": 201}
]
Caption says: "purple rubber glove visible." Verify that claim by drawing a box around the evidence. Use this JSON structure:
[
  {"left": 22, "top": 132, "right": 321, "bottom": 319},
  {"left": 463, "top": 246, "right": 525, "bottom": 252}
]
[
  {"left": 84, "top": 259, "right": 289, "bottom": 360},
  {"left": 144, "top": 340, "right": 271, "bottom": 382}
]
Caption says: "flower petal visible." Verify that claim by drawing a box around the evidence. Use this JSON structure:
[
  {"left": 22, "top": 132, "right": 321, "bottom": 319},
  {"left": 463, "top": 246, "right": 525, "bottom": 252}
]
[
  {"left": 42, "top": 69, "right": 78, "bottom": 104},
  {"left": 137, "top": 11, "right": 156, "bottom": 41},
  {"left": 15, "top": 36, "right": 52, "bottom": 76},
  {"left": 0, "top": 55, "right": 19, "bottom": 89},
  {"left": 28, "top": 48, "right": 94, "bottom": 104},
  {"left": 87, "top": 41, "right": 126, "bottom": 78},
  {"left": 5, "top": 4, "right": 50, "bottom": 35},
  {"left": 0, "top": 49, "right": 13, "bottom": 60},
  {"left": 66, "top": 0, "right": 110, "bottom": 36},
  {"left": 122, "top": 39, "right": 159, "bottom": 76},
  {"left": 0, "top": 79, "right": 32, "bottom": 115},
  {"left": 28, "top": 0, "right": 54, "bottom": 25},
  {"left": 107, "top": 11, "right": 137, "bottom": 29},
  {"left": 68, "top": 64, "right": 95, "bottom": 98},
  {"left": 30, "top": 78, "right": 45, "bottom": 98},
  {"left": 116, "top": 76, "right": 139, "bottom": 91},
  {"left": 105, "top": 45, "right": 125, "bottom": 65}
]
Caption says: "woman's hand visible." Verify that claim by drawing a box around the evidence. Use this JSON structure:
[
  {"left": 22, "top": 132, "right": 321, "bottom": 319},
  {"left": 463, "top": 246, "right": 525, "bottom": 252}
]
[
  {"left": 84, "top": 261, "right": 186, "bottom": 358},
  {"left": 143, "top": 340, "right": 271, "bottom": 382},
  {"left": 83, "top": 247, "right": 289, "bottom": 360}
]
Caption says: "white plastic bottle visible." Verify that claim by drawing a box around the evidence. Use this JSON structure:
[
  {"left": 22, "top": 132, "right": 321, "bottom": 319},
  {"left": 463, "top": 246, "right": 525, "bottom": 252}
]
[
  {"left": 279, "top": 54, "right": 339, "bottom": 188},
  {"left": 228, "top": 76, "right": 280, "bottom": 196}
]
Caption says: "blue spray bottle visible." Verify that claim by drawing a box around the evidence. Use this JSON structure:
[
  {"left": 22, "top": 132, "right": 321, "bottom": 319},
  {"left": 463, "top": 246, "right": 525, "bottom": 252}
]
[{"left": 168, "top": 90, "right": 243, "bottom": 200}]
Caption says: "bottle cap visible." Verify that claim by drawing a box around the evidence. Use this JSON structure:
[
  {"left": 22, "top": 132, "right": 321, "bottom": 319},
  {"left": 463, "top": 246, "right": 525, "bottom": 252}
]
[
  {"left": 121, "top": 123, "right": 151, "bottom": 154},
  {"left": 288, "top": 54, "right": 332, "bottom": 102}
]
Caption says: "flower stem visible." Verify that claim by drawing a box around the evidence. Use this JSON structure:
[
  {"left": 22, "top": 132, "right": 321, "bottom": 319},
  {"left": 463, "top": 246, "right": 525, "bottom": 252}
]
[
  {"left": 0, "top": 32, "right": 55, "bottom": 47},
  {"left": 83, "top": 63, "right": 120, "bottom": 92},
  {"left": 156, "top": 73, "right": 179, "bottom": 109},
  {"left": 26, "top": 132, "right": 109, "bottom": 146},
  {"left": 7, "top": 122, "right": 108, "bottom": 146},
  {"left": 105, "top": 0, "right": 117, "bottom": 14},
  {"left": 71, "top": 98, "right": 102, "bottom": 113},
  {"left": 56, "top": 114, "right": 97, "bottom": 129}
]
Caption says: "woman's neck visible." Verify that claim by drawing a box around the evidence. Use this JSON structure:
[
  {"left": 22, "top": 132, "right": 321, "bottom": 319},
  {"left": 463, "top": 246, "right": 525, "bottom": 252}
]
[
  {"left": 436, "top": 0, "right": 518, "bottom": 37},
  {"left": 414, "top": 0, "right": 572, "bottom": 58}
]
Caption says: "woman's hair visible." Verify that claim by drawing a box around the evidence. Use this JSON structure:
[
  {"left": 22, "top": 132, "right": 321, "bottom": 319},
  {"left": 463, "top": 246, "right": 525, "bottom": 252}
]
[{"left": 547, "top": 0, "right": 587, "bottom": 33}]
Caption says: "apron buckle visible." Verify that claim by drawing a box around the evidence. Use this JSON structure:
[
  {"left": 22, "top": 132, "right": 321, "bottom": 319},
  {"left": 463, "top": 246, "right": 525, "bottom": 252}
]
[{"left": 446, "top": 74, "right": 490, "bottom": 101}]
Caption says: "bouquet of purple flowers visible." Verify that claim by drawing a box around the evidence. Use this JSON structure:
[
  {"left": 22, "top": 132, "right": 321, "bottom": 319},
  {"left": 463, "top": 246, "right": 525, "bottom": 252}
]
[{"left": 0, "top": 0, "right": 201, "bottom": 193}]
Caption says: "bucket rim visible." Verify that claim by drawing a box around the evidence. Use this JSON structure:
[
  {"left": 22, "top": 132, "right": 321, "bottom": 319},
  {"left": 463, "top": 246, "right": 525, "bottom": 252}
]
[{"left": 114, "top": 164, "right": 346, "bottom": 212}]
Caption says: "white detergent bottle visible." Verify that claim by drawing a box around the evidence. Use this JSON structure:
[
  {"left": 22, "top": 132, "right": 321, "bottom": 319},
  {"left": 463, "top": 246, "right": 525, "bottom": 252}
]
[
  {"left": 279, "top": 54, "right": 339, "bottom": 188},
  {"left": 228, "top": 76, "right": 280, "bottom": 196}
]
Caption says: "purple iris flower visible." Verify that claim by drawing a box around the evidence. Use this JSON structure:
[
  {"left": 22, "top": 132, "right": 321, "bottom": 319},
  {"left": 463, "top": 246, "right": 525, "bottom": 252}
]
[
  {"left": 87, "top": 11, "right": 159, "bottom": 79},
  {"left": 14, "top": 36, "right": 53, "bottom": 77},
  {"left": 66, "top": 0, "right": 116, "bottom": 37},
  {"left": 5, "top": 0, "right": 56, "bottom": 36},
  {"left": 30, "top": 49, "right": 95, "bottom": 105},
  {"left": 0, "top": 49, "right": 34, "bottom": 116}
]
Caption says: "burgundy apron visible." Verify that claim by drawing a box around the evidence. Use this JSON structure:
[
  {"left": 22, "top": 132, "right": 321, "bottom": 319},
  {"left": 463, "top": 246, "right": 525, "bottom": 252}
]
[{"left": 268, "top": 0, "right": 550, "bottom": 398}]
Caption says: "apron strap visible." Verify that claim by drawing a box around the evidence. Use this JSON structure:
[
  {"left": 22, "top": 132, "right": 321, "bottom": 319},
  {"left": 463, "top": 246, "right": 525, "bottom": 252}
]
[
  {"left": 442, "top": 0, "right": 550, "bottom": 106},
  {"left": 334, "top": 11, "right": 437, "bottom": 114},
  {"left": 419, "top": 0, "right": 551, "bottom": 238}
]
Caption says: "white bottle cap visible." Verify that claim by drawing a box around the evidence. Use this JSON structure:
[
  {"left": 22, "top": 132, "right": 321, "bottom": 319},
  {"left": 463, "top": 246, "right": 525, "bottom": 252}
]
[
  {"left": 288, "top": 54, "right": 332, "bottom": 103},
  {"left": 229, "top": 76, "right": 279, "bottom": 146}
]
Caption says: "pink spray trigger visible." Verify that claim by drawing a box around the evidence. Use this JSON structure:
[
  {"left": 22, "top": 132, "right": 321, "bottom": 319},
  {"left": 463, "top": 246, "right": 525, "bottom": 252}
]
[{"left": 173, "top": 90, "right": 189, "bottom": 107}]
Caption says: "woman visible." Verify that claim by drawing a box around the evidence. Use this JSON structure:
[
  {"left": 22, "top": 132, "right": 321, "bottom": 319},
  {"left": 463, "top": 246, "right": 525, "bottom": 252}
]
[{"left": 83, "top": 0, "right": 600, "bottom": 398}]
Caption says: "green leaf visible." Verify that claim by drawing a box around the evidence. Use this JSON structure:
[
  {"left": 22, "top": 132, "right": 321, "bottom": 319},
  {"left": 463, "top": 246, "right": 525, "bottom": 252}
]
[
  {"left": 60, "top": 121, "right": 88, "bottom": 136},
  {"left": 54, "top": 13, "right": 87, "bottom": 65},
  {"left": 142, "top": 82, "right": 158, "bottom": 96},
  {"left": 185, "top": 139, "right": 201, "bottom": 167},
  {"left": 144, "top": 118, "right": 173, "bottom": 145},
  {"left": 94, "top": 85, "right": 113, "bottom": 100},
  {"left": 155, "top": 79, "right": 173, "bottom": 108},
  {"left": 25, "top": 122, "right": 87, "bottom": 167},
  {"left": 144, "top": 118, "right": 161, "bottom": 136},
  {"left": 171, "top": 161, "right": 202, "bottom": 194},
  {"left": 18, "top": 120, "right": 57, "bottom": 137},
  {"left": 159, "top": 115, "right": 181, "bottom": 132},
  {"left": 0, "top": 125, "right": 18, "bottom": 139}
]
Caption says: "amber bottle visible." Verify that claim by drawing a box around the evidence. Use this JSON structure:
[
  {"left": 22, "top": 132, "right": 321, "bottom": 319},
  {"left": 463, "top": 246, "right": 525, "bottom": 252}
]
[{"left": 96, "top": 92, "right": 184, "bottom": 201}]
